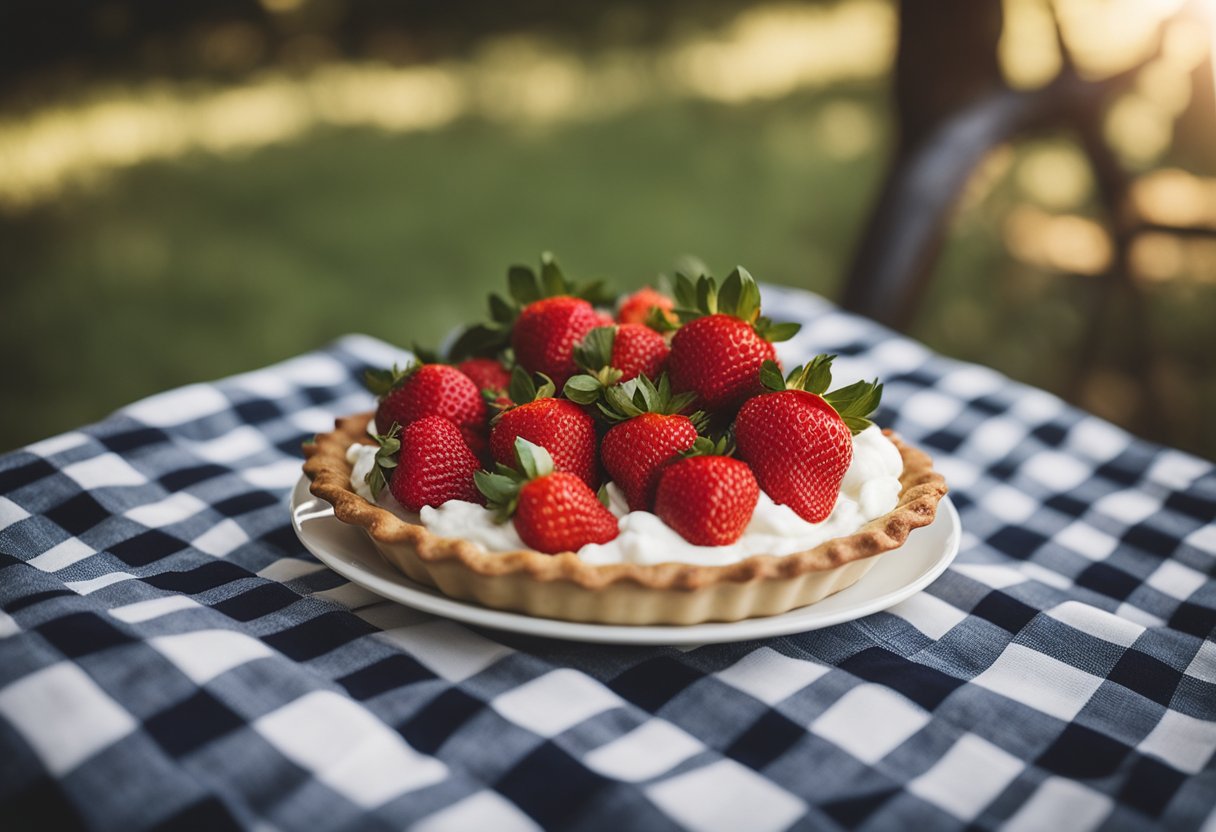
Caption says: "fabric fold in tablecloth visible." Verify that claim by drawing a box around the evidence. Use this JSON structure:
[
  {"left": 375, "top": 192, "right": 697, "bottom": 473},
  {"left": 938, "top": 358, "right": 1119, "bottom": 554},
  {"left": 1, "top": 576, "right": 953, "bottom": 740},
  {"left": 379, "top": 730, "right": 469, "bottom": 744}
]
[{"left": 0, "top": 286, "right": 1213, "bottom": 831}]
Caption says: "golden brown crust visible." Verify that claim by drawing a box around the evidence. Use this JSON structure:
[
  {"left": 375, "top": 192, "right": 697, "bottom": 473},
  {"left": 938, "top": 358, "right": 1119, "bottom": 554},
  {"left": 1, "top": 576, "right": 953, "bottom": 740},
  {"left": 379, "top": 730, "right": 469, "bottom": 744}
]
[{"left": 302, "top": 411, "right": 948, "bottom": 592}]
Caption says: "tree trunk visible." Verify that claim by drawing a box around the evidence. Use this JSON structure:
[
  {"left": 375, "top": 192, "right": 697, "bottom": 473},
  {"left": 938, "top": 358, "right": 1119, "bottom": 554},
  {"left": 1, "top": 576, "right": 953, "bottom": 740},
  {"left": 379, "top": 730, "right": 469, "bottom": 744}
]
[{"left": 894, "top": 0, "right": 1006, "bottom": 154}]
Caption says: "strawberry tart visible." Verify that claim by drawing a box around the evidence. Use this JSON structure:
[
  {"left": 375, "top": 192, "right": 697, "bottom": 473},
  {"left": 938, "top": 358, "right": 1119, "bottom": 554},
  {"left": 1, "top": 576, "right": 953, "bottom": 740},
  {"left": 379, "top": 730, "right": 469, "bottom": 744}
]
[{"left": 304, "top": 255, "right": 947, "bottom": 625}]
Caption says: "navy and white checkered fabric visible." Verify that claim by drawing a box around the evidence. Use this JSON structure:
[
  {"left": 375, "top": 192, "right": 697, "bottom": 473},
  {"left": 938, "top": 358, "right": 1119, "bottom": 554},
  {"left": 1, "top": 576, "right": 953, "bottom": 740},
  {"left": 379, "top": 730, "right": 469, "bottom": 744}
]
[{"left": 1, "top": 287, "right": 1213, "bottom": 831}]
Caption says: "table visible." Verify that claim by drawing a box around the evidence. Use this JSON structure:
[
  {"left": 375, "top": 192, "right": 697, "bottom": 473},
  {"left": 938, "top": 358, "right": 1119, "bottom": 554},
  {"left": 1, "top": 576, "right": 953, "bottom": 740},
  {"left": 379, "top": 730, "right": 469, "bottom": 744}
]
[{"left": 1, "top": 286, "right": 1213, "bottom": 831}]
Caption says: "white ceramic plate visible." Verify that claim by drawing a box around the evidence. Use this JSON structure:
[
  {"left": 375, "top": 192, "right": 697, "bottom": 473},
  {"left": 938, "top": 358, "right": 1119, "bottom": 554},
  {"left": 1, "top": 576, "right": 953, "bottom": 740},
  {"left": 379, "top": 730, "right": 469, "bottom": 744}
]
[{"left": 290, "top": 476, "right": 961, "bottom": 645}]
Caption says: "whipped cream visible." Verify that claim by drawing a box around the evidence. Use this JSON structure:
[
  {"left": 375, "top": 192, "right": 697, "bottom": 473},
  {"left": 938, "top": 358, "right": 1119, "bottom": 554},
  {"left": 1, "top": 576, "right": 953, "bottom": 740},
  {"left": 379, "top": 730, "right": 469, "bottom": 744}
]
[
  {"left": 346, "top": 443, "right": 379, "bottom": 502},
  {"left": 349, "top": 425, "right": 904, "bottom": 567}
]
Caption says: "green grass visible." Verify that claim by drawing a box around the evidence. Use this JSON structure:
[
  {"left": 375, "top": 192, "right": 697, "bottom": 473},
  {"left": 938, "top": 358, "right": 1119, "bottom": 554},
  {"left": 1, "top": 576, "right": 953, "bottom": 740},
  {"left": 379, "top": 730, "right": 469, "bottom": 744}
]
[
  {"left": 4, "top": 90, "right": 1215, "bottom": 460},
  {"left": 1, "top": 93, "right": 883, "bottom": 449}
]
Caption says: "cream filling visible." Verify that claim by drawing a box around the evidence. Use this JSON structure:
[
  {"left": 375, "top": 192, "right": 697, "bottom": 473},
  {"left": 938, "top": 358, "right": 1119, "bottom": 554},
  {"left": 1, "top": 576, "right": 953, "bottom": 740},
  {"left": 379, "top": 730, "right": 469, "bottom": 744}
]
[
  {"left": 347, "top": 425, "right": 903, "bottom": 566},
  {"left": 346, "top": 443, "right": 379, "bottom": 502}
]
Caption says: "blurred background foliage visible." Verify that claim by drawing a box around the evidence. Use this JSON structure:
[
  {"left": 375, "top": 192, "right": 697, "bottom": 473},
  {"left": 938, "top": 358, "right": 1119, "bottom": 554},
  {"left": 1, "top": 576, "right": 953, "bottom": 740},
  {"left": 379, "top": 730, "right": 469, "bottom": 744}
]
[{"left": 1, "top": 0, "right": 1214, "bottom": 457}]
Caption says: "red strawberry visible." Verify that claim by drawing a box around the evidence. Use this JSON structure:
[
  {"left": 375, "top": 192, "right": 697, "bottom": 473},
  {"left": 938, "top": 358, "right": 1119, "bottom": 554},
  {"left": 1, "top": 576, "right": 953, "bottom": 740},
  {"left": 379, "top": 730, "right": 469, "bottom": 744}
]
[
  {"left": 571, "top": 324, "right": 669, "bottom": 385},
  {"left": 736, "top": 356, "right": 882, "bottom": 523},
  {"left": 664, "top": 268, "right": 800, "bottom": 415},
  {"left": 446, "top": 253, "right": 610, "bottom": 390},
  {"left": 593, "top": 374, "right": 702, "bottom": 512},
  {"left": 610, "top": 324, "right": 668, "bottom": 382},
  {"left": 367, "top": 417, "right": 483, "bottom": 512},
  {"left": 617, "top": 287, "right": 675, "bottom": 326},
  {"left": 512, "top": 296, "right": 601, "bottom": 388},
  {"left": 654, "top": 449, "right": 759, "bottom": 546},
  {"left": 603, "top": 414, "right": 698, "bottom": 511},
  {"left": 476, "top": 438, "right": 619, "bottom": 554},
  {"left": 491, "top": 370, "right": 600, "bottom": 489},
  {"left": 516, "top": 472, "right": 619, "bottom": 554},
  {"left": 366, "top": 363, "right": 486, "bottom": 437},
  {"left": 458, "top": 357, "right": 514, "bottom": 417},
  {"left": 668, "top": 314, "right": 776, "bottom": 413},
  {"left": 461, "top": 425, "right": 492, "bottom": 467},
  {"left": 457, "top": 358, "right": 511, "bottom": 394}
]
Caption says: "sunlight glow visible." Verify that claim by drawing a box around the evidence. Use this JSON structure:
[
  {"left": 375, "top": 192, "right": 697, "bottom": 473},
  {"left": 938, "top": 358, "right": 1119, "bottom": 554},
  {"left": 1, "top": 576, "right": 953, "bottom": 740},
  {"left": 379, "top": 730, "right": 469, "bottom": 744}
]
[
  {"left": 1000, "top": 0, "right": 1064, "bottom": 89},
  {"left": 0, "top": 1, "right": 893, "bottom": 210},
  {"left": 0, "top": 0, "right": 1208, "bottom": 214},
  {"left": 1054, "top": 0, "right": 1188, "bottom": 78},
  {"left": 998, "top": 0, "right": 1216, "bottom": 169},
  {"left": 1131, "top": 168, "right": 1216, "bottom": 227},
  {"left": 1107, "top": 94, "right": 1176, "bottom": 164},
  {"left": 1102, "top": 4, "right": 1216, "bottom": 166},
  {"left": 1130, "top": 233, "right": 1187, "bottom": 279},
  {"left": 259, "top": 0, "right": 307, "bottom": 12},
  {"left": 1130, "top": 233, "right": 1216, "bottom": 282},
  {"left": 1016, "top": 144, "right": 1093, "bottom": 209},
  {"left": 1004, "top": 206, "right": 1113, "bottom": 275},
  {"left": 816, "top": 100, "right": 879, "bottom": 160},
  {"left": 666, "top": 1, "right": 894, "bottom": 102}
]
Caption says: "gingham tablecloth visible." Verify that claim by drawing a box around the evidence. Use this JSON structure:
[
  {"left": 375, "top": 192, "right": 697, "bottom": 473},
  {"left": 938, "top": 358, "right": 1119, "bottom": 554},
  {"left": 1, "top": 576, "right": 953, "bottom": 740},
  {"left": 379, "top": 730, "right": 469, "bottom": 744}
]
[{"left": 1, "top": 287, "right": 1213, "bottom": 831}]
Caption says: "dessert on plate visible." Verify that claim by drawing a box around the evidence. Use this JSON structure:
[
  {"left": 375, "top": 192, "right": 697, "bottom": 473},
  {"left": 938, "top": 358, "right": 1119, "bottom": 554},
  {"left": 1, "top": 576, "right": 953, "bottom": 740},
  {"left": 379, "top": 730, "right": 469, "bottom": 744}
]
[{"left": 303, "top": 255, "right": 947, "bottom": 625}]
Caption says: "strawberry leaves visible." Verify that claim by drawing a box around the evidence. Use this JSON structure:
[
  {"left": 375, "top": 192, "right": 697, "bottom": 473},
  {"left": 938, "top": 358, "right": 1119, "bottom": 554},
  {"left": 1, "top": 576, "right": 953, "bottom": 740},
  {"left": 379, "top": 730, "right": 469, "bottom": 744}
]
[
  {"left": 761, "top": 354, "right": 834, "bottom": 395},
  {"left": 366, "top": 423, "right": 402, "bottom": 497},
  {"left": 409, "top": 343, "right": 443, "bottom": 365},
  {"left": 825, "top": 380, "right": 884, "bottom": 434},
  {"left": 680, "top": 433, "right": 734, "bottom": 459},
  {"left": 448, "top": 324, "right": 510, "bottom": 363},
  {"left": 715, "top": 268, "right": 762, "bottom": 321},
  {"left": 664, "top": 266, "right": 801, "bottom": 343},
  {"left": 488, "top": 292, "right": 517, "bottom": 326},
  {"left": 758, "top": 360, "right": 787, "bottom": 392},
  {"left": 364, "top": 363, "right": 418, "bottom": 397},
  {"left": 563, "top": 373, "right": 612, "bottom": 405},
  {"left": 513, "top": 436, "right": 555, "bottom": 479},
  {"left": 754, "top": 318, "right": 802, "bottom": 344},
  {"left": 796, "top": 354, "right": 836, "bottom": 395},
  {"left": 508, "top": 252, "right": 612, "bottom": 307},
  {"left": 450, "top": 252, "right": 611, "bottom": 362},
  {"left": 473, "top": 469, "right": 519, "bottom": 521},
  {"left": 507, "top": 366, "right": 557, "bottom": 406},
  {"left": 668, "top": 268, "right": 748, "bottom": 320},
  {"left": 596, "top": 373, "right": 702, "bottom": 425},
  {"left": 760, "top": 356, "right": 882, "bottom": 435},
  {"left": 564, "top": 326, "right": 626, "bottom": 404},
  {"left": 474, "top": 437, "right": 556, "bottom": 521},
  {"left": 508, "top": 265, "right": 542, "bottom": 306},
  {"left": 447, "top": 288, "right": 520, "bottom": 360},
  {"left": 573, "top": 325, "right": 616, "bottom": 373}
]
